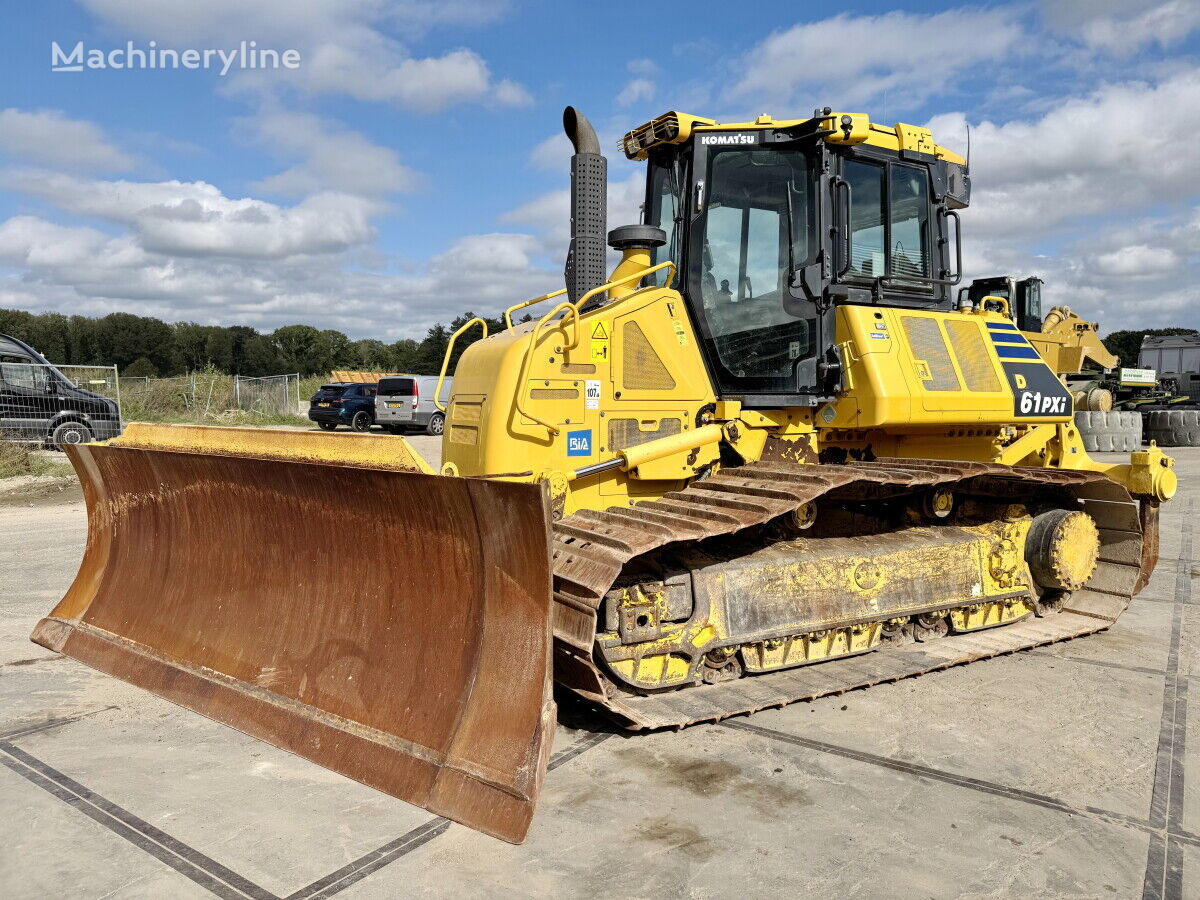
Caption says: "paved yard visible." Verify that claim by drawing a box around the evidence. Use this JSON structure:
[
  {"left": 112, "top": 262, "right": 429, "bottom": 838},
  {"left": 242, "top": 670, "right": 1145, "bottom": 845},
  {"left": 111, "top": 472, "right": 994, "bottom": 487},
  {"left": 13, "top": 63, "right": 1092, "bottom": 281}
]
[{"left": 1, "top": 444, "right": 1196, "bottom": 898}]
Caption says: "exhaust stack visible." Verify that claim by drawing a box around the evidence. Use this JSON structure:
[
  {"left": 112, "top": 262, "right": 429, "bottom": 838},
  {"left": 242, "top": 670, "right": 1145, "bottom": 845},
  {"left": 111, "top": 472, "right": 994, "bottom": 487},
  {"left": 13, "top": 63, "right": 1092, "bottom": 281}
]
[{"left": 563, "top": 107, "right": 607, "bottom": 304}]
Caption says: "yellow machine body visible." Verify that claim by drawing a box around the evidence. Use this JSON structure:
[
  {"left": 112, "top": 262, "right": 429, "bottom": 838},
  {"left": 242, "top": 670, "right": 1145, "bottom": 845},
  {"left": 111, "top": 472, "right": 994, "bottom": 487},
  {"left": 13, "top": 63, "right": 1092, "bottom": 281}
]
[{"left": 444, "top": 287, "right": 1173, "bottom": 512}]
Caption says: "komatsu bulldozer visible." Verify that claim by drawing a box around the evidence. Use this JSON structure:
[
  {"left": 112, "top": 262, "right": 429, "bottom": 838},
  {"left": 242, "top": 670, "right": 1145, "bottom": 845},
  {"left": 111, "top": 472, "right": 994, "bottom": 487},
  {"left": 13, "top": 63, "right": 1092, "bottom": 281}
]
[{"left": 33, "top": 107, "right": 1177, "bottom": 844}]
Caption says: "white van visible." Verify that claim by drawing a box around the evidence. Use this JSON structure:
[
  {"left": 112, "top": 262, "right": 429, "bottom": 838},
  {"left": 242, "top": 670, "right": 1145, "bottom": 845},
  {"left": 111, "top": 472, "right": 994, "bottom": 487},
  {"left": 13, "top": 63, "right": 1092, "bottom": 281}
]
[{"left": 375, "top": 375, "right": 451, "bottom": 435}]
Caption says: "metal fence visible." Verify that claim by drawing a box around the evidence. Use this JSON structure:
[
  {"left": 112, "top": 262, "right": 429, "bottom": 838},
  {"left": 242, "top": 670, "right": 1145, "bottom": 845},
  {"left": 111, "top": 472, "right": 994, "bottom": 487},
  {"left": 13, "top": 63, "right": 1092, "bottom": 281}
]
[
  {"left": 234, "top": 374, "right": 300, "bottom": 415},
  {"left": 1, "top": 362, "right": 121, "bottom": 444}
]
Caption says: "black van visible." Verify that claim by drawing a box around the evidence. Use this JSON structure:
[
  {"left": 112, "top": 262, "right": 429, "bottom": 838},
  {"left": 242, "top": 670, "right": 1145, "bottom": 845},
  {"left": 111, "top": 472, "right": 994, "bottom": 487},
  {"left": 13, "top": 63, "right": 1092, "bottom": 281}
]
[{"left": 0, "top": 334, "right": 123, "bottom": 448}]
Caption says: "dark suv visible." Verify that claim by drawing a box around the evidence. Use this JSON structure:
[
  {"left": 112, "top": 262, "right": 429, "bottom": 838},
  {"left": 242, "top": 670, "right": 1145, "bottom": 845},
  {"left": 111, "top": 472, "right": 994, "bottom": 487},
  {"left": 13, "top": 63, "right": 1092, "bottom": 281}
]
[
  {"left": 308, "top": 382, "right": 378, "bottom": 431},
  {"left": 1, "top": 334, "right": 123, "bottom": 448}
]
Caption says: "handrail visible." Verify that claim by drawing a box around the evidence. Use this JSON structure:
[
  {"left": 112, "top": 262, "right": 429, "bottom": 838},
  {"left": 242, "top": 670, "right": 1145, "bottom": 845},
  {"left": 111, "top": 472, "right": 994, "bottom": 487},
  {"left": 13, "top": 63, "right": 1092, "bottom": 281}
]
[
  {"left": 514, "top": 301, "right": 580, "bottom": 435},
  {"left": 575, "top": 261, "right": 676, "bottom": 309},
  {"left": 511, "top": 261, "right": 677, "bottom": 435},
  {"left": 433, "top": 317, "right": 488, "bottom": 413},
  {"left": 504, "top": 288, "right": 568, "bottom": 330}
]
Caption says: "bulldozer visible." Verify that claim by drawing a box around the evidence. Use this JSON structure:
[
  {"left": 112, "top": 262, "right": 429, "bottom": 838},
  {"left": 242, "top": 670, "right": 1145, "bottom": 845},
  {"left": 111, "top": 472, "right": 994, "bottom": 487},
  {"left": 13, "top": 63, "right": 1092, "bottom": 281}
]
[{"left": 33, "top": 107, "right": 1177, "bottom": 844}]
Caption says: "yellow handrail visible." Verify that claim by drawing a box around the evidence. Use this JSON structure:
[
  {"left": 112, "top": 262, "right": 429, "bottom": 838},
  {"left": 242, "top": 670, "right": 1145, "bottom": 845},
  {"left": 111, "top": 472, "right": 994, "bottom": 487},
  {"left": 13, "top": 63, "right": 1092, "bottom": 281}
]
[
  {"left": 575, "top": 261, "right": 676, "bottom": 309},
  {"left": 514, "top": 302, "right": 580, "bottom": 435},
  {"left": 504, "top": 288, "right": 568, "bottom": 330},
  {"left": 433, "top": 317, "right": 488, "bottom": 413}
]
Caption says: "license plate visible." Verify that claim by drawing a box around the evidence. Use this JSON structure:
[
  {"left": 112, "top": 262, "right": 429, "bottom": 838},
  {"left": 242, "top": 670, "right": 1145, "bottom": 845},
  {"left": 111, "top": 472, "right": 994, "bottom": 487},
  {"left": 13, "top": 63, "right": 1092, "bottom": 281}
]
[
  {"left": 318, "top": 402, "right": 331, "bottom": 407},
  {"left": 386, "top": 402, "right": 400, "bottom": 408}
]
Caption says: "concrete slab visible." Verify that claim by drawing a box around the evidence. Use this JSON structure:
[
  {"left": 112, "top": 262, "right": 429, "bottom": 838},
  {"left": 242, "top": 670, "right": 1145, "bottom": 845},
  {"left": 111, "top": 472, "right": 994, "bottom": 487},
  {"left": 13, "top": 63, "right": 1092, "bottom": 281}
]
[
  {"left": 0, "top": 495, "right": 85, "bottom": 666},
  {"left": 0, "top": 762, "right": 212, "bottom": 900},
  {"left": 746, "top": 648, "right": 1163, "bottom": 821},
  {"left": 1038, "top": 594, "right": 1174, "bottom": 673},
  {"left": 345, "top": 724, "right": 1152, "bottom": 898},
  {"left": 9, "top": 711, "right": 436, "bottom": 898},
  {"left": 1, "top": 445, "right": 1196, "bottom": 898}
]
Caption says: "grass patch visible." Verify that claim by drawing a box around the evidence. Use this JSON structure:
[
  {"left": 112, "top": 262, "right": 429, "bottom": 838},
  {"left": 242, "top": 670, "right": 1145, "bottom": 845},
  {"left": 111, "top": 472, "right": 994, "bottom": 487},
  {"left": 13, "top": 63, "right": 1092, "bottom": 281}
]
[
  {"left": 121, "top": 366, "right": 311, "bottom": 428},
  {"left": 0, "top": 441, "right": 75, "bottom": 479}
]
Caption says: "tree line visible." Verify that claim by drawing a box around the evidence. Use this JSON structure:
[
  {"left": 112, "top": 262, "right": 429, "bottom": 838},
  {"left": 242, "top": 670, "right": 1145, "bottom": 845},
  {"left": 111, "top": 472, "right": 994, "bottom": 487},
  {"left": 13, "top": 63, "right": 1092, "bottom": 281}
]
[
  {"left": 1, "top": 306, "right": 1193, "bottom": 379},
  {"left": 0, "top": 308, "right": 511, "bottom": 378}
]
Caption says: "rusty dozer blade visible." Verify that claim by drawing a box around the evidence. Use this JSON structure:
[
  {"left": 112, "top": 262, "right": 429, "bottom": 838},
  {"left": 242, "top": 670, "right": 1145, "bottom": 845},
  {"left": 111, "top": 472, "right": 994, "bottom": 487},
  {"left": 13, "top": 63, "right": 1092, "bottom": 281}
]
[{"left": 32, "top": 424, "right": 556, "bottom": 844}]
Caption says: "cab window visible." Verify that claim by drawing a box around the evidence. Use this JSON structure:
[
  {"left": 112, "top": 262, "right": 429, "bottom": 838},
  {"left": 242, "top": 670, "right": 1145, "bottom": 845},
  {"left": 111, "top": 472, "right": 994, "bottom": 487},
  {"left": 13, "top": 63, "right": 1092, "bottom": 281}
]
[
  {"left": 889, "top": 164, "right": 931, "bottom": 278},
  {"left": 845, "top": 159, "right": 933, "bottom": 281},
  {"left": 647, "top": 156, "right": 683, "bottom": 285},
  {"left": 694, "top": 147, "right": 816, "bottom": 384}
]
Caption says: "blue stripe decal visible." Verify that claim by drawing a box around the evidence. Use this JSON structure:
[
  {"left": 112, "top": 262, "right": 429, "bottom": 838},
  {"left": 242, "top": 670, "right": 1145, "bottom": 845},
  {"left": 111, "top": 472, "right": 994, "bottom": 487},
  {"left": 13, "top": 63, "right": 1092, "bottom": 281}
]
[
  {"left": 985, "top": 322, "right": 1020, "bottom": 331},
  {"left": 995, "top": 346, "right": 1041, "bottom": 360},
  {"left": 990, "top": 334, "right": 1029, "bottom": 345}
]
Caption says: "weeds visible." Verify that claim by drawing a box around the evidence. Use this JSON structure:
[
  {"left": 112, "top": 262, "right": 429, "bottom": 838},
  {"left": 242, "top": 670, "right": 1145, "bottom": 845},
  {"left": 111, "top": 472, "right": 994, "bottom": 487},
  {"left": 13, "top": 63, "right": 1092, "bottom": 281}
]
[
  {"left": 120, "top": 365, "right": 311, "bottom": 427},
  {"left": 0, "top": 440, "right": 74, "bottom": 479}
]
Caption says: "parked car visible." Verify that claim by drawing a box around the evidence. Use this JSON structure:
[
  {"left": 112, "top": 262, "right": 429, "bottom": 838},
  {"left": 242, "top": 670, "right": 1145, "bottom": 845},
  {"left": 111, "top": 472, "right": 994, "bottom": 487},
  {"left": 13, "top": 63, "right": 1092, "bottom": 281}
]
[
  {"left": 0, "top": 334, "right": 123, "bottom": 448},
  {"left": 307, "top": 382, "right": 378, "bottom": 431},
  {"left": 375, "top": 376, "right": 451, "bottom": 435}
]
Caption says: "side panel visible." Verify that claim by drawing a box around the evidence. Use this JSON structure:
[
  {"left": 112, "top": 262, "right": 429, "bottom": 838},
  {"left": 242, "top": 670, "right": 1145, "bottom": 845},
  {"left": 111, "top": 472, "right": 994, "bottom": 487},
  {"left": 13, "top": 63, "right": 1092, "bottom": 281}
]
[
  {"left": 444, "top": 287, "right": 718, "bottom": 514},
  {"left": 831, "top": 305, "right": 1073, "bottom": 429}
]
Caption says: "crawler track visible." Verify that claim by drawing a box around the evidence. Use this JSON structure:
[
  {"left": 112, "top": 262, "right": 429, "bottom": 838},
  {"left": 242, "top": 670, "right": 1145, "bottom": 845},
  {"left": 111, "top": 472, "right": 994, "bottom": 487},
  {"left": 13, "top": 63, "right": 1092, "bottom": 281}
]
[{"left": 550, "top": 458, "right": 1154, "bottom": 730}]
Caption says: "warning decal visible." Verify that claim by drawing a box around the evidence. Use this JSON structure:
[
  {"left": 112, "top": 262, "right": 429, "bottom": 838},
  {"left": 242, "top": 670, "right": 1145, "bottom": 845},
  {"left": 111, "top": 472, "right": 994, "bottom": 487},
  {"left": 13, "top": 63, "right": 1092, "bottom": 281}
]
[{"left": 590, "top": 321, "right": 610, "bottom": 363}]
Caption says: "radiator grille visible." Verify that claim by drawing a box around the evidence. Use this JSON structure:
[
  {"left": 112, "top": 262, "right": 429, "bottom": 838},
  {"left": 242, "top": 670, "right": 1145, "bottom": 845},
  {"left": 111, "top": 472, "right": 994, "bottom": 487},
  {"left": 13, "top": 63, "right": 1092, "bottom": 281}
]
[
  {"left": 561, "top": 363, "right": 596, "bottom": 375},
  {"left": 622, "top": 321, "right": 676, "bottom": 390},
  {"left": 608, "top": 417, "right": 681, "bottom": 452},
  {"left": 451, "top": 400, "right": 482, "bottom": 423},
  {"left": 449, "top": 425, "right": 478, "bottom": 445},
  {"left": 529, "top": 388, "right": 579, "bottom": 399},
  {"left": 902, "top": 316, "right": 960, "bottom": 392},
  {"left": 946, "top": 320, "right": 1001, "bottom": 392}
]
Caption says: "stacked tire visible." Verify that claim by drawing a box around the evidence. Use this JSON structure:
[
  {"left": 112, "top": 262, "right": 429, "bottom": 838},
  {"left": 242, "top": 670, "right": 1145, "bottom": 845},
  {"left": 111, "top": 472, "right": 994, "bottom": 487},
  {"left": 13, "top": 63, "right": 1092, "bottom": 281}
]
[
  {"left": 1074, "top": 410, "right": 1142, "bottom": 452},
  {"left": 1145, "top": 410, "right": 1200, "bottom": 447}
]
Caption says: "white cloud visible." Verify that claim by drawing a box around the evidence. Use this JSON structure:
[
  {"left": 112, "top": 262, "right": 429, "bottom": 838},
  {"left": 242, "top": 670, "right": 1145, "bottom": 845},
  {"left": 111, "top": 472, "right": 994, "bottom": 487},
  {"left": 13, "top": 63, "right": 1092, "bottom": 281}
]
[
  {"left": 939, "top": 64, "right": 1200, "bottom": 332},
  {"left": 1041, "top": 1, "right": 1200, "bottom": 55},
  {"left": 726, "top": 8, "right": 1024, "bottom": 114},
  {"left": 246, "top": 110, "right": 418, "bottom": 198},
  {"left": 0, "top": 215, "right": 559, "bottom": 340},
  {"left": 927, "top": 68, "right": 1200, "bottom": 238},
  {"left": 1089, "top": 244, "right": 1180, "bottom": 278},
  {"left": 0, "top": 216, "right": 116, "bottom": 267},
  {"left": 616, "top": 78, "right": 655, "bottom": 108},
  {"left": 616, "top": 59, "right": 658, "bottom": 107},
  {"left": 0, "top": 108, "right": 134, "bottom": 172},
  {"left": 529, "top": 133, "right": 572, "bottom": 170},
  {"left": 3, "top": 170, "right": 378, "bottom": 259},
  {"left": 502, "top": 173, "right": 645, "bottom": 251},
  {"left": 77, "top": 0, "right": 528, "bottom": 113}
]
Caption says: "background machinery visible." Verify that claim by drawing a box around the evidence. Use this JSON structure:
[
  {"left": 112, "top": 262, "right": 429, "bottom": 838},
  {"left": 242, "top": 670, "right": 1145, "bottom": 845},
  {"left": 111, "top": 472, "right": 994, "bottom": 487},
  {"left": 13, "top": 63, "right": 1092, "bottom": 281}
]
[
  {"left": 33, "top": 106, "right": 1176, "bottom": 843},
  {"left": 961, "top": 275, "right": 1154, "bottom": 450}
]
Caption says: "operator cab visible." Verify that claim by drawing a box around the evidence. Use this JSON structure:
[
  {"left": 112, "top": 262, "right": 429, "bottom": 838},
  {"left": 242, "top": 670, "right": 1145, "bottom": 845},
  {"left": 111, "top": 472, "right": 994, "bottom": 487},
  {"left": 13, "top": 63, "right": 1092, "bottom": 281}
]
[
  {"left": 634, "top": 110, "right": 969, "bottom": 405},
  {"left": 961, "top": 275, "right": 1044, "bottom": 332}
]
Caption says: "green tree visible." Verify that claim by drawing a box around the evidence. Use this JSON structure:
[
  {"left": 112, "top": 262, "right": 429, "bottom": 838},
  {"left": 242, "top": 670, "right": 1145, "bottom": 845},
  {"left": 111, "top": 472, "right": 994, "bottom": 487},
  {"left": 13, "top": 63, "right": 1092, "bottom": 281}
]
[
  {"left": 122, "top": 356, "right": 158, "bottom": 377},
  {"left": 173, "top": 322, "right": 211, "bottom": 372},
  {"left": 271, "top": 324, "right": 324, "bottom": 374},
  {"left": 93, "top": 312, "right": 174, "bottom": 373},
  {"left": 388, "top": 338, "right": 419, "bottom": 373}
]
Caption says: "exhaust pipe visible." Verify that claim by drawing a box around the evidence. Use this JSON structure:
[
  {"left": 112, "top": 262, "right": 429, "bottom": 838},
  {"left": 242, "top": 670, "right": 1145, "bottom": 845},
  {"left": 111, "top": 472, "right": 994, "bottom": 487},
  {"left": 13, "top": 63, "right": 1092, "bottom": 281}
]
[{"left": 563, "top": 107, "right": 606, "bottom": 304}]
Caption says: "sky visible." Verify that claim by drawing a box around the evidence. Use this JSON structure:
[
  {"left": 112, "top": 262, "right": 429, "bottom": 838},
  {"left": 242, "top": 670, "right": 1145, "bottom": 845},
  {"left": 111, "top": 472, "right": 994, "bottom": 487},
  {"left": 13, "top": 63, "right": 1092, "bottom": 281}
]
[{"left": 0, "top": 0, "right": 1197, "bottom": 342}]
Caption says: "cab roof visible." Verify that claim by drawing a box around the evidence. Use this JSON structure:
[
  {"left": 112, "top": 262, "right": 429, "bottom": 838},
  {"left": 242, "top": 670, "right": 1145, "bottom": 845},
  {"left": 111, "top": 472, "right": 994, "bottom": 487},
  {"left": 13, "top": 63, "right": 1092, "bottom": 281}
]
[{"left": 620, "top": 110, "right": 965, "bottom": 166}]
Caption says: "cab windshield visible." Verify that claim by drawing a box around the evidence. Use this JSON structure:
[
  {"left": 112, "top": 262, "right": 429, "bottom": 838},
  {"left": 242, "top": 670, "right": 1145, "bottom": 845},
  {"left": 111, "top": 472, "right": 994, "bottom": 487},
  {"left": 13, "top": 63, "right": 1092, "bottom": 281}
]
[{"left": 697, "top": 147, "right": 816, "bottom": 383}]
